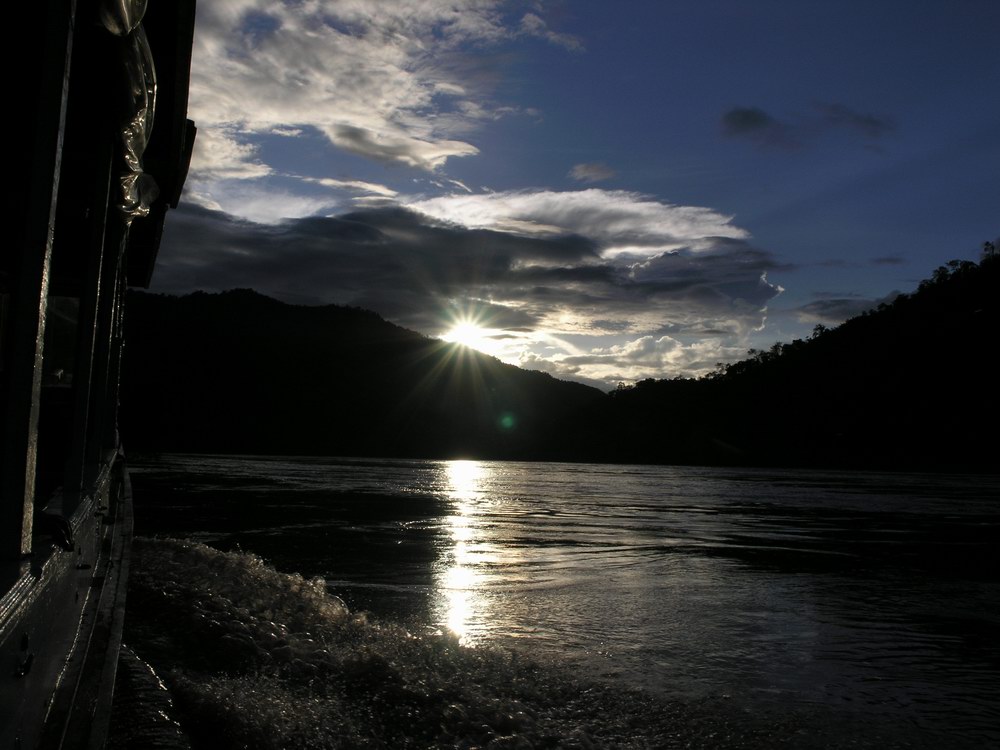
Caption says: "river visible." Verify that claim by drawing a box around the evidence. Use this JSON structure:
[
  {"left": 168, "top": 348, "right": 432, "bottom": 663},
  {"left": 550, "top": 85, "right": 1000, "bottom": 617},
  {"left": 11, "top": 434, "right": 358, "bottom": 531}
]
[{"left": 128, "top": 455, "right": 1000, "bottom": 748}]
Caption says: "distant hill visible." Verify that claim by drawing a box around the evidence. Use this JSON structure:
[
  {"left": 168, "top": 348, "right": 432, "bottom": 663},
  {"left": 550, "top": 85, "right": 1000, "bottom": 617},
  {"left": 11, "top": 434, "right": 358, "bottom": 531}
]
[
  {"left": 606, "top": 255, "right": 999, "bottom": 470},
  {"left": 122, "top": 255, "right": 998, "bottom": 470},
  {"left": 121, "top": 289, "right": 606, "bottom": 459}
]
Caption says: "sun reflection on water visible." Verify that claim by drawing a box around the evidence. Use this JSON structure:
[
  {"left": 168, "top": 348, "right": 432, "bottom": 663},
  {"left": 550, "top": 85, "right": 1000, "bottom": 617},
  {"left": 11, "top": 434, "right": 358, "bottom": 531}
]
[
  {"left": 437, "top": 460, "right": 493, "bottom": 644},
  {"left": 447, "top": 459, "right": 487, "bottom": 501}
]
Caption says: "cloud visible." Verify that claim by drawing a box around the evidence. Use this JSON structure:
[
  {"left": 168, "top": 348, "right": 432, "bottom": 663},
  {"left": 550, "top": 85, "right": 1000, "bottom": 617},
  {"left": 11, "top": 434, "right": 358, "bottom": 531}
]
[
  {"left": 721, "top": 102, "right": 895, "bottom": 150},
  {"left": 189, "top": 128, "right": 273, "bottom": 181},
  {"left": 568, "top": 163, "right": 617, "bottom": 183},
  {"left": 516, "top": 335, "right": 751, "bottom": 387},
  {"left": 153, "top": 198, "right": 786, "bottom": 385},
  {"left": 540, "top": 336, "right": 748, "bottom": 384},
  {"left": 721, "top": 107, "right": 799, "bottom": 149},
  {"left": 185, "top": 182, "right": 335, "bottom": 224},
  {"left": 520, "top": 13, "right": 583, "bottom": 51},
  {"left": 304, "top": 177, "right": 399, "bottom": 198},
  {"left": 816, "top": 103, "right": 895, "bottom": 139},
  {"left": 322, "top": 124, "right": 480, "bottom": 171},
  {"left": 406, "top": 189, "right": 749, "bottom": 257},
  {"left": 793, "top": 291, "right": 900, "bottom": 324},
  {"left": 187, "top": 0, "right": 576, "bottom": 187}
]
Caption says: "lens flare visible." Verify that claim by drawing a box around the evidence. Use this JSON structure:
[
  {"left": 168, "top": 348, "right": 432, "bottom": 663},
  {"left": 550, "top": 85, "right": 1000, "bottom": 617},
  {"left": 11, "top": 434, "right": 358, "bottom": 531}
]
[
  {"left": 444, "top": 322, "right": 487, "bottom": 349},
  {"left": 441, "top": 318, "right": 505, "bottom": 356}
]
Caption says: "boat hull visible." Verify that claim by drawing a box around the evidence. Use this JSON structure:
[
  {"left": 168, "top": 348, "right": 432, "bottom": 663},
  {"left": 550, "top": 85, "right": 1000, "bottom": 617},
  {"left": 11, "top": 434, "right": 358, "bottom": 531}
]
[{"left": 0, "top": 455, "right": 132, "bottom": 749}]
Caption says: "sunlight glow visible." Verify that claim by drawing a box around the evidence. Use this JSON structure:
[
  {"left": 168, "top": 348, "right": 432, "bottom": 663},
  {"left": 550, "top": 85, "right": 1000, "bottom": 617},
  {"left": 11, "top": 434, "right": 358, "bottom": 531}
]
[
  {"left": 436, "top": 460, "right": 495, "bottom": 644},
  {"left": 442, "top": 319, "right": 505, "bottom": 357},
  {"left": 447, "top": 460, "right": 487, "bottom": 501}
]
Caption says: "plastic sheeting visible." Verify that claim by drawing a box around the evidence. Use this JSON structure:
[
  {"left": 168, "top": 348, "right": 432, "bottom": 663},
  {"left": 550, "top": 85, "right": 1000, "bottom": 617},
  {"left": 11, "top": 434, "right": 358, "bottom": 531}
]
[
  {"left": 119, "top": 24, "right": 158, "bottom": 223},
  {"left": 99, "top": 0, "right": 147, "bottom": 37}
]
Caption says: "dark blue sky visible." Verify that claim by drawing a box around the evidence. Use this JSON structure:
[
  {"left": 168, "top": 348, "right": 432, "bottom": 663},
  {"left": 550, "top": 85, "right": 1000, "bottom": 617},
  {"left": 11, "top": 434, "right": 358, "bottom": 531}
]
[{"left": 155, "top": 0, "right": 1000, "bottom": 388}]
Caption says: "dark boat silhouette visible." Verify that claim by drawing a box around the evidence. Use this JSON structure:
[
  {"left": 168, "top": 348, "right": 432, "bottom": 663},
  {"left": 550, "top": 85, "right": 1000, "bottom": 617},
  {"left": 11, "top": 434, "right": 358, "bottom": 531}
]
[{"left": 0, "top": 0, "right": 196, "bottom": 745}]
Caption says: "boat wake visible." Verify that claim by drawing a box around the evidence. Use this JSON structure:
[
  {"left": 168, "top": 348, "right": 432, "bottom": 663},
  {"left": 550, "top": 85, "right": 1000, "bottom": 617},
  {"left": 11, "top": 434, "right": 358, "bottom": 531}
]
[{"left": 124, "top": 537, "right": 919, "bottom": 749}]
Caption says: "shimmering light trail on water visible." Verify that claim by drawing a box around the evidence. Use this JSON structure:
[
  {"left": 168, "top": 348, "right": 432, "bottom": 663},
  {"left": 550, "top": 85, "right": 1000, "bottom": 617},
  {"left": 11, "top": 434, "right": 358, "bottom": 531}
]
[
  {"left": 439, "top": 460, "right": 493, "bottom": 642},
  {"left": 130, "top": 455, "right": 1000, "bottom": 747}
]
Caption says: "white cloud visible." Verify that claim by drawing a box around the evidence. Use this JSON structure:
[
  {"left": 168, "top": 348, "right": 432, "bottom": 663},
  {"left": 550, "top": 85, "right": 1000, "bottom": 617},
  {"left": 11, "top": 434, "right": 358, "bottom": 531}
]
[
  {"left": 520, "top": 12, "right": 583, "bottom": 51},
  {"left": 305, "top": 177, "right": 399, "bottom": 198},
  {"left": 532, "top": 336, "right": 747, "bottom": 387},
  {"left": 186, "top": 184, "right": 335, "bottom": 225},
  {"left": 187, "top": 0, "right": 575, "bottom": 182},
  {"left": 321, "top": 124, "right": 479, "bottom": 170},
  {"left": 407, "top": 189, "right": 748, "bottom": 257},
  {"left": 447, "top": 178, "right": 474, "bottom": 193},
  {"left": 189, "top": 127, "right": 272, "bottom": 181}
]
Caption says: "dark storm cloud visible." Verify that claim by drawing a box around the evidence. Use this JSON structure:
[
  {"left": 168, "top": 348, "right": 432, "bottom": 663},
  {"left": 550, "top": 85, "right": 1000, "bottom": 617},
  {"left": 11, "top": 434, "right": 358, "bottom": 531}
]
[
  {"left": 154, "top": 204, "right": 786, "bottom": 338},
  {"left": 629, "top": 243, "right": 790, "bottom": 300},
  {"left": 155, "top": 203, "right": 596, "bottom": 328},
  {"left": 508, "top": 265, "right": 617, "bottom": 284}
]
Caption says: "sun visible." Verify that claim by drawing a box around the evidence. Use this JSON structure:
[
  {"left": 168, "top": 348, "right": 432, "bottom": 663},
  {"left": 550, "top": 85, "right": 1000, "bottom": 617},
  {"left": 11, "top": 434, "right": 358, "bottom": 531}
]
[{"left": 442, "top": 321, "right": 497, "bottom": 354}]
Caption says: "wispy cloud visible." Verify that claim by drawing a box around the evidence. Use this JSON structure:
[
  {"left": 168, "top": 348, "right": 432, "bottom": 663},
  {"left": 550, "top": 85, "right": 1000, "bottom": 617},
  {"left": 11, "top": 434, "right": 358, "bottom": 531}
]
[
  {"left": 793, "top": 291, "right": 899, "bottom": 324},
  {"left": 721, "top": 107, "right": 799, "bottom": 149},
  {"left": 187, "top": 0, "right": 577, "bottom": 199},
  {"left": 406, "top": 189, "right": 748, "bottom": 258},
  {"left": 816, "top": 103, "right": 895, "bottom": 139},
  {"left": 568, "top": 162, "right": 617, "bottom": 183},
  {"left": 189, "top": 127, "right": 273, "bottom": 181},
  {"left": 304, "top": 177, "right": 399, "bottom": 198},
  {"left": 520, "top": 12, "right": 583, "bottom": 51},
  {"left": 721, "top": 102, "right": 895, "bottom": 150}
]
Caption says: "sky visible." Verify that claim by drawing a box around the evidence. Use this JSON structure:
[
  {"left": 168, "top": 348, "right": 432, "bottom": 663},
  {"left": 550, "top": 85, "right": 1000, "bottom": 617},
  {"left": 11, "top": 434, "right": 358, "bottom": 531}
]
[{"left": 152, "top": 0, "right": 1000, "bottom": 390}]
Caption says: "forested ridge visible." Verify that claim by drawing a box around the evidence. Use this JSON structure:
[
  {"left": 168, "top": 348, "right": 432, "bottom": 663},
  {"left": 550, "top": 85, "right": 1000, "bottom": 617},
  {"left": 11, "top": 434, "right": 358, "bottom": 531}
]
[
  {"left": 123, "top": 251, "right": 998, "bottom": 470},
  {"left": 121, "top": 288, "right": 605, "bottom": 460},
  {"left": 607, "top": 252, "right": 998, "bottom": 469}
]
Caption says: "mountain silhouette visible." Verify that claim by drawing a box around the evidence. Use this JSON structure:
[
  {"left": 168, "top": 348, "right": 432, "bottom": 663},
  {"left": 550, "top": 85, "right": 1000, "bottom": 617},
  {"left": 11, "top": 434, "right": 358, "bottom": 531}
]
[
  {"left": 122, "top": 254, "right": 997, "bottom": 470},
  {"left": 606, "top": 255, "right": 998, "bottom": 469},
  {"left": 121, "top": 289, "right": 606, "bottom": 460}
]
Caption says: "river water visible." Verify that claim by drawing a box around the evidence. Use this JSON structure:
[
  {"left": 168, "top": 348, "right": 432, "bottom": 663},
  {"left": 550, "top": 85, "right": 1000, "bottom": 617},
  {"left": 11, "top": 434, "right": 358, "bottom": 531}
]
[{"left": 129, "top": 455, "right": 1000, "bottom": 747}]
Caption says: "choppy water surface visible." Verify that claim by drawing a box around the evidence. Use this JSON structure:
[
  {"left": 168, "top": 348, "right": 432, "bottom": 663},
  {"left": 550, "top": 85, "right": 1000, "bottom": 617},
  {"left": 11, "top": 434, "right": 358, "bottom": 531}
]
[{"left": 130, "top": 455, "right": 1000, "bottom": 746}]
